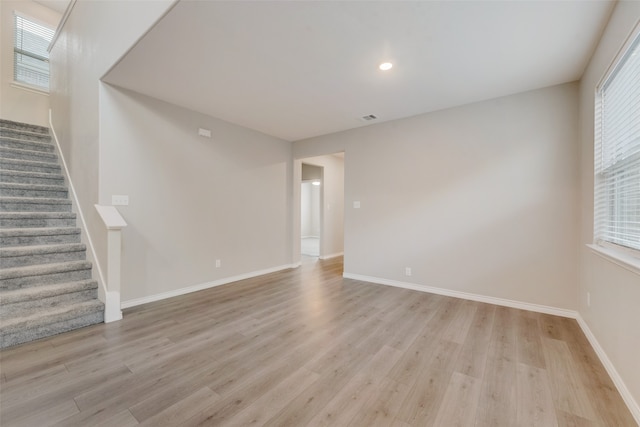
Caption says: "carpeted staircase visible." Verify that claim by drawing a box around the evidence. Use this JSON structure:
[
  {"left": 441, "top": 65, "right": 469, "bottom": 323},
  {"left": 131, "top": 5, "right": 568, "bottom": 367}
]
[{"left": 0, "top": 119, "right": 104, "bottom": 349}]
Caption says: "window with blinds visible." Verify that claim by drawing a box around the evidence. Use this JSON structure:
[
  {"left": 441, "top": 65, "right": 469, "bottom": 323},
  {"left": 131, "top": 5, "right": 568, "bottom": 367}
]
[
  {"left": 14, "top": 13, "right": 55, "bottom": 90},
  {"left": 594, "top": 30, "right": 640, "bottom": 253}
]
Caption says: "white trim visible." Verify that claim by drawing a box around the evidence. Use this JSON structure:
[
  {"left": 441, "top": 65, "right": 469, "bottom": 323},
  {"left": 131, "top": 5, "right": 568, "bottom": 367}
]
[
  {"left": 11, "top": 81, "right": 49, "bottom": 96},
  {"left": 576, "top": 315, "right": 640, "bottom": 425},
  {"left": 48, "top": 0, "right": 77, "bottom": 52},
  {"left": 596, "top": 18, "right": 640, "bottom": 91},
  {"left": 104, "top": 291, "right": 122, "bottom": 323},
  {"left": 342, "top": 272, "right": 577, "bottom": 319},
  {"left": 587, "top": 244, "right": 640, "bottom": 276},
  {"left": 121, "top": 263, "right": 299, "bottom": 309},
  {"left": 48, "top": 110, "right": 112, "bottom": 319},
  {"left": 95, "top": 205, "right": 127, "bottom": 230},
  {"left": 320, "top": 252, "right": 344, "bottom": 260}
]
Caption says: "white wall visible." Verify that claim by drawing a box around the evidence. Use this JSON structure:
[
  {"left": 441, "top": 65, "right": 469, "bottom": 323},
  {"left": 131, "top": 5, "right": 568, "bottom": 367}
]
[
  {"left": 294, "top": 83, "right": 579, "bottom": 310},
  {"left": 48, "top": 0, "right": 175, "bottom": 294},
  {"left": 301, "top": 182, "right": 320, "bottom": 238},
  {"left": 578, "top": 1, "right": 640, "bottom": 416},
  {"left": 300, "top": 154, "right": 345, "bottom": 259},
  {"left": 0, "top": 0, "right": 60, "bottom": 126},
  {"left": 100, "top": 85, "right": 292, "bottom": 302}
]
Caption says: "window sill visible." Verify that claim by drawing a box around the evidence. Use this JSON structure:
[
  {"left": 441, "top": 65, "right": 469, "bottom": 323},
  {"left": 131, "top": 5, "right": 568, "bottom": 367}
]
[
  {"left": 11, "top": 81, "right": 49, "bottom": 96},
  {"left": 587, "top": 244, "right": 640, "bottom": 276}
]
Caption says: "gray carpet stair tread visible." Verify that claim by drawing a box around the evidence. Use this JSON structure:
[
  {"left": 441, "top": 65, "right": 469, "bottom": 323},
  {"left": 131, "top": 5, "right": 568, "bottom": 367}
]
[
  {"left": 0, "top": 243, "right": 86, "bottom": 257},
  {"left": 0, "top": 183, "right": 67, "bottom": 192},
  {"left": 1, "top": 280, "right": 98, "bottom": 319},
  {"left": 0, "top": 184, "right": 68, "bottom": 199},
  {"left": 0, "top": 212, "right": 75, "bottom": 220},
  {"left": 1, "top": 311, "right": 104, "bottom": 348},
  {"left": 0, "top": 169, "right": 63, "bottom": 180},
  {"left": 0, "top": 119, "right": 50, "bottom": 134},
  {"left": 0, "top": 260, "right": 92, "bottom": 280},
  {"left": 0, "top": 157, "right": 61, "bottom": 170},
  {"left": 0, "top": 129, "right": 51, "bottom": 142},
  {"left": 0, "top": 146, "right": 57, "bottom": 161},
  {"left": 0, "top": 212, "right": 77, "bottom": 230},
  {"left": 0, "top": 227, "right": 80, "bottom": 237},
  {"left": 0, "top": 138, "right": 55, "bottom": 152},
  {"left": 0, "top": 300, "right": 104, "bottom": 334},
  {"left": 0, "top": 197, "right": 71, "bottom": 205},
  {"left": 0, "top": 279, "right": 97, "bottom": 304}
]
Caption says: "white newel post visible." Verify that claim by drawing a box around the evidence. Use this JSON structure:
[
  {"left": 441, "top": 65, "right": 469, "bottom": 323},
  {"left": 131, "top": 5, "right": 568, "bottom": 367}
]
[{"left": 95, "top": 205, "right": 127, "bottom": 322}]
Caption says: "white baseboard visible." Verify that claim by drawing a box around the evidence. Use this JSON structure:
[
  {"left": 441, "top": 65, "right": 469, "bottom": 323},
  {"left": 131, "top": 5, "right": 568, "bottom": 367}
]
[
  {"left": 320, "top": 252, "right": 344, "bottom": 260},
  {"left": 342, "top": 272, "right": 577, "bottom": 318},
  {"left": 576, "top": 315, "right": 640, "bottom": 425},
  {"left": 121, "top": 263, "right": 298, "bottom": 309}
]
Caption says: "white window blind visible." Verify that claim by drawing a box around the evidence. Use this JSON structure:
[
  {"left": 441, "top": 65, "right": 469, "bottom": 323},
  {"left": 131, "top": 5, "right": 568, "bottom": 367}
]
[
  {"left": 594, "top": 31, "right": 640, "bottom": 252},
  {"left": 14, "top": 13, "right": 55, "bottom": 90}
]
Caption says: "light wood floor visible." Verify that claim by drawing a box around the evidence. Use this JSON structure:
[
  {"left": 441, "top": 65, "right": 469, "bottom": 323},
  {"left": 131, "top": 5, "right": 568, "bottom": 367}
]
[{"left": 0, "top": 257, "right": 636, "bottom": 426}]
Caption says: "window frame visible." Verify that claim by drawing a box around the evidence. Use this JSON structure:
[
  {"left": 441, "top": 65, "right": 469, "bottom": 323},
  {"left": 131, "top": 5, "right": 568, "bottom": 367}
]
[
  {"left": 13, "top": 12, "right": 55, "bottom": 93},
  {"left": 592, "top": 19, "right": 640, "bottom": 273}
]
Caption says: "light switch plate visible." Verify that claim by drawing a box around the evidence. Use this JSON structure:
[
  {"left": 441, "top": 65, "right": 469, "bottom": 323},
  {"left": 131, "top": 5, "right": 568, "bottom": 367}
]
[
  {"left": 112, "top": 195, "right": 129, "bottom": 206},
  {"left": 198, "top": 128, "right": 212, "bottom": 138},
  {"left": 353, "top": 201, "right": 361, "bottom": 209}
]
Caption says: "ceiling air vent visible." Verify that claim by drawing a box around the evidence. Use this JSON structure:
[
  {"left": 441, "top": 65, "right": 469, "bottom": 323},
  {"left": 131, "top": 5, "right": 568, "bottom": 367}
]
[{"left": 360, "top": 114, "right": 378, "bottom": 122}]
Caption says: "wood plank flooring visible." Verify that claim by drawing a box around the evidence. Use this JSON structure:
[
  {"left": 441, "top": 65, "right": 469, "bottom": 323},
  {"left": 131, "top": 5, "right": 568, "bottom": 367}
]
[{"left": 0, "top": 257, "right": 636, "bottom": 426}]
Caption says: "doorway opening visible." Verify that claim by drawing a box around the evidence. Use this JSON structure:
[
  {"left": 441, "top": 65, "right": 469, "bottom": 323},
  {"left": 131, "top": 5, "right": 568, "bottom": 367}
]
[
  {"left": 295, "top": 153, "right": 344, "bottom": 264},
  {"left": 301, "top": 163, "right": 323, "bottom": 257}
]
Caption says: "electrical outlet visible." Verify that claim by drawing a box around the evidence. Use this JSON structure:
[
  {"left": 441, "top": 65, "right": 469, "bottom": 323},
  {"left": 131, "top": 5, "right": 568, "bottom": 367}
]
[
  {"left": 215, "top": 259, "right": 221, "bottom": 268},
  {"left": 405, "top": 267, "right": 412, "bottom": 276},
  {"left": 112, "top": 195, "right": 129, "bottom": 206}
]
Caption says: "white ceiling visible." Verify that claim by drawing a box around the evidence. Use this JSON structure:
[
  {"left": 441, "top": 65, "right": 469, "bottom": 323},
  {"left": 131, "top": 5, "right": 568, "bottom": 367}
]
[
  {"left": 33, "top": 0, "right": 69, "bottom": 14},
  {"left": 104, "top": 0, "right": 614, "bottom": 142}
]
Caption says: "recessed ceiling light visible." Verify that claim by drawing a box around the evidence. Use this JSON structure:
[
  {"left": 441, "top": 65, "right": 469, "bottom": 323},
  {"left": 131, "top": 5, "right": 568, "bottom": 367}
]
[{"left": 379, "top": 62, "right": 393, "bottom": 71}]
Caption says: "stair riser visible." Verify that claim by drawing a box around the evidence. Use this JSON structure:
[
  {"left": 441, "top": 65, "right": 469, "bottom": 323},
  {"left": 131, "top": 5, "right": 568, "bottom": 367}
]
[
  {"left": 0, "top": 172, "right": 64, "bottom": 186},
  {"left": 0, "top": 233, "right": 80, "bottom": 247},
  {"left": 0, "top": 217, "right": 76, "bottom": 228},
  {"left": 0, "top": 188, "right": 68, "bottom": 198},
  {"left": 0, "top": 310, "right": 103, "bottom": 348},
  {"left": 0, "top": 249, "right": 86, "bottom": 268},
  {"left": 0, "top": 139, "right": 55, "bottom": 153},
  {"left": 0, "top": 161, "right": 61, "bottom": 174},
  {"left": 0, "top": 130, "right": 51, "bottom": 143},
  {"left": 1, "top": 289, "right": 98, "bottom": 318},
  {"left": 0, "top": 121, "right": 49, "bottom": 134},
  {"left": 0, "top": 149, "right": 57, "bottom": 163},
  {"left": 0, "top": 268, "right": 92, "bottom": 290},
  {"left": 0, "top": 201, "right": 72, "bottom": 212}
]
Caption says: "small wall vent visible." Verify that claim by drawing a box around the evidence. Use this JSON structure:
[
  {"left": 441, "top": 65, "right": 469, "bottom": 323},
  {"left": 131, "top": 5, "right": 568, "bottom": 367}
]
[{"left": 360, "top": 114, "right": 378, "bottom": 122}]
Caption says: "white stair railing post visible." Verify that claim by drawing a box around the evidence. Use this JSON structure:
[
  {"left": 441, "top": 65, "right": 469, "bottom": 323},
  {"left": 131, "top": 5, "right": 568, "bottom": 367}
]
[{"left": 95, "top": 205, "right": 127, "bottom": 322}]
